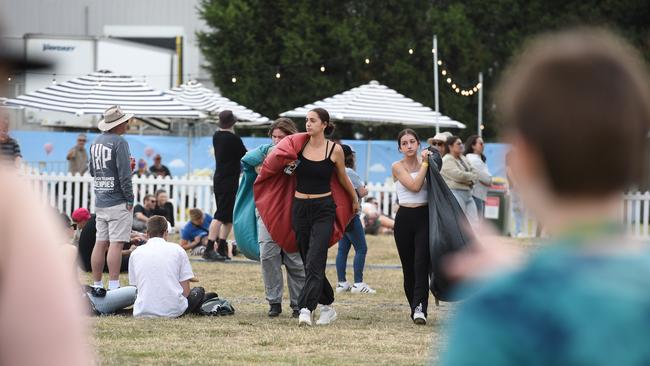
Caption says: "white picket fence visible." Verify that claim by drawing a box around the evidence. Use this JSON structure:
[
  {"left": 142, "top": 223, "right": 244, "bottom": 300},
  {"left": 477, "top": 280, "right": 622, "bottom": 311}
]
[{"left": 21, "top": 172, "right": 650, "bottom": 238}]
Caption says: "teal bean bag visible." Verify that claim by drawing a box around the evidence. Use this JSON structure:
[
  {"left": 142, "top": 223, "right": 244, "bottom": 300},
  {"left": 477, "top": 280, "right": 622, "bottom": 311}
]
[{"left": 233, "top": 144, "right": 272, "bottom": 261}]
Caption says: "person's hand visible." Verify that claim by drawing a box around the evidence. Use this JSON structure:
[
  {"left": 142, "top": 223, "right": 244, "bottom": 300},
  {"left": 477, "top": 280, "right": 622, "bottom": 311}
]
[
  {"left": 352, "top": 199, "right": 360, "bottom": 214},
  {"left": 126, "top": 203, "right": 133, "bottom": 212},
  {"left": 129, "top": 244, "right": 137, "bottom": 253},
  {"left": 130, "top": 157, "right": 136, "bottom": 171},
  {"left": 444, "top": 224, "right": 526, "bottom": 282},
  {"left": 421, "top": 149, "right": 431, "bottom": 161}
]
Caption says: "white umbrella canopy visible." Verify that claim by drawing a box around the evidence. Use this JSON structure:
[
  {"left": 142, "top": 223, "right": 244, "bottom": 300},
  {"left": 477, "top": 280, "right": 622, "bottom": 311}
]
[
  {"left": 4, "top": 70, "right": 202, "bottom": 118},
  {"left": 165, "top": 80, "right": 270, "bottom": 125},
  {"left": 280, "top": 80, "right": 465, "bottom": 129}
]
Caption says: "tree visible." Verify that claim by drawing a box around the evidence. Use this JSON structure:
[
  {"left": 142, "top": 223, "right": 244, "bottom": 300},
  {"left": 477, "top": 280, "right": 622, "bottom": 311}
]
[{"left": 198, "top": 0, "right": 650, "bottom": 140}]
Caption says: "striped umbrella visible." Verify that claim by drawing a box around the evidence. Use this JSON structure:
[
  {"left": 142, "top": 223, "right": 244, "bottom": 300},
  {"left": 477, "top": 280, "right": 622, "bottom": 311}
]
[
  {"left": 4, "top": 70, "right": 202, "bottom": 118},
  {"left": 280, "top": 80, "right": 465, "bottom": 129},
  {"left": 166, "top": 80, "right": 270, "bottom": 125}
]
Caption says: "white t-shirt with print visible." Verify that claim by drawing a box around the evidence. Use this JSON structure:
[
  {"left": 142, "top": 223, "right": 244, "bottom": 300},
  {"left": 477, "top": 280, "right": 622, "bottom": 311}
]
[{"left": 128, "top": 237, "right": 194, "bottom": 318}]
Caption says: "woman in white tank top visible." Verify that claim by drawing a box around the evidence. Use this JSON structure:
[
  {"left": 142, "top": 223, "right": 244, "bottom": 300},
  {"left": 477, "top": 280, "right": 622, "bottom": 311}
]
[{"left": 391, "top": 129, "right": 432, "bottom": 325}]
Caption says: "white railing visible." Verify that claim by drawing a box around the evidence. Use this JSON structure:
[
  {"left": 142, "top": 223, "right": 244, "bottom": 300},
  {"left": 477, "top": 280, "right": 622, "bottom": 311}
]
[
  {"left": 24, "top": 172, "right": 215, "bottom": 226},
  {"left": 21, "top": 172, "right": 650, "bottom": 238}
]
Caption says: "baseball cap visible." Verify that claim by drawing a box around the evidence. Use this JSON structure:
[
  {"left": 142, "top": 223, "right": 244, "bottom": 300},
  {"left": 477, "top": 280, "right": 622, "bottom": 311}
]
[{"left": 71, "top": 208, "right": 91, "bottom": 223}]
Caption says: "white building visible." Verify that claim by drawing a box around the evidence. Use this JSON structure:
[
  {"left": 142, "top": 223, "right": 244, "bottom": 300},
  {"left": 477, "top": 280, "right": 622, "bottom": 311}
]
[{"left": 1, "top": 0, "right": 212, "bottom": 131}]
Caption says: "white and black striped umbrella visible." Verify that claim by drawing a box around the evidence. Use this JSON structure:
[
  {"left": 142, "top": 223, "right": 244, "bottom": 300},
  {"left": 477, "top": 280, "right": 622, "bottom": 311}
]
[
  {"left": 281, "top": 80, "right": 465, "bottom": 129},
  {"left": 4, "top": 70, "right": 202, "bottom": 118},
  {"left": 166, "top": 80, "right": 270, "bottom": 125}
]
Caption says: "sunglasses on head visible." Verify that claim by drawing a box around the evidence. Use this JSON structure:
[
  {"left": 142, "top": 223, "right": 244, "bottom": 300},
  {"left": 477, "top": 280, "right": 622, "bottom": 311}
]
[{"left": 431, "top": 141, "right": 444, "bottom": 146}]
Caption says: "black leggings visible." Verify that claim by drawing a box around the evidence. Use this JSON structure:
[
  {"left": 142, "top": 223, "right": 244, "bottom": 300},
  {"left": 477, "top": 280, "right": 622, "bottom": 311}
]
[
  {"left": 292, "top": 196, "right": 336, "bottom": 311},
  {"left": 393, "top": 205, "right": 430, "bottom": 317}
]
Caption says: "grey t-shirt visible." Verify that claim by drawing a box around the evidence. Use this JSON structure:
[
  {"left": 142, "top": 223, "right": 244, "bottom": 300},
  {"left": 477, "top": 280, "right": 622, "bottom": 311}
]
[{"left": 88, "top": 133, "right": 134, "bottom": 208}]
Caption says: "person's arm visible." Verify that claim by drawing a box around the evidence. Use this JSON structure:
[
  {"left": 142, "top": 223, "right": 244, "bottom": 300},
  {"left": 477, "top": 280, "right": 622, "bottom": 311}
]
[
  {"left": 468, "top": 156, "right": 493, "bottom": 187},
  {"left": 121, "top": 244, "right": 137, "bottom": 256},
  {"left": 441, "top": 156, "right": 476, "bottom": 184},
  {"left": 358, "top": 185, "right": 369, "bottom": 198},
  {"left": 332, "top": 145, "right": 359, "bottom": 212},
  {"left": 391, "top": 151, "right": 430, "bottom": 192},
  {"left": 166, "top": 202, "right": 175, "bottom": 227},
  {"left": 134, "top": 212, "right": 149, "bottom": 223},
  {"left": 164, "top": 166, "right": 171, "bottom": 177},
  {"left": 180, "top": 237, "right": 201, "bottom": 250},
  {"left": 180, "top": 280, "right": 190, "bottom": 297},
  {"left": 66, "top": 147, "right": 76, "bottom": 160},
  {"left": 115, "top": 140, "right": 134, "bottom": 209},
  {"left": 0, "top": 168, "right": 91, "bottom": 365}
]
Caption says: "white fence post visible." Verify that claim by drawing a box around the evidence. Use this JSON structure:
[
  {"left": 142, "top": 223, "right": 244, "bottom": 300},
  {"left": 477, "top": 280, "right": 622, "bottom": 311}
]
[{"left": 20, "top": 173, "right": 650, "bottom": 238}]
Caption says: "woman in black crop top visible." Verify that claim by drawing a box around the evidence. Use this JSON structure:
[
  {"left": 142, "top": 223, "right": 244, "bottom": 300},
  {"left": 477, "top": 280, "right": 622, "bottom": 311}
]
[{"left": 291, "top": 107, "right": 359, "bottom": 327}]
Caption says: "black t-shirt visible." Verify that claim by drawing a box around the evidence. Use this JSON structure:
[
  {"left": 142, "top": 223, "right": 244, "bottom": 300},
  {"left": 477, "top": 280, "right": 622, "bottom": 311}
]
[
  {"left": 77, "top": 215, "right": 129, "bottom": 272},
  {"left": 133, "top": 204, "right": 154, "bottom": 219},
  {"left": 149, "top": 164, "right": 171, "bottom": 177},
  {"left": 153, "top": 202, "right": 175, "bottom": 227},
  {"left": 213, "top": 130, "right": 247, "bottom": 193}
]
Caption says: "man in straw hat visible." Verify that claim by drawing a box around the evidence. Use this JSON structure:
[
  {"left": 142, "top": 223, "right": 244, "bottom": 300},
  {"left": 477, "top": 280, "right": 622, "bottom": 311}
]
[
  {"left": 204, "top": 110, "right": 247, "bottom": 261},
  {"left": 88, "top": 105, "right": 135, "bottom": 291}
]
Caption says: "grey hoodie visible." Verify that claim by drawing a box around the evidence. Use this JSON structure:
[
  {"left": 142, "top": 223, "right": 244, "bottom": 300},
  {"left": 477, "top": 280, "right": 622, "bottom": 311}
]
[{"left": 88, "top": 133, "right": 134, "bottom": 208}]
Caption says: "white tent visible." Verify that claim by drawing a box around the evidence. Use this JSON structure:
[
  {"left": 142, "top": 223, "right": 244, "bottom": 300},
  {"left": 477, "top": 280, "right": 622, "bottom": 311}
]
[
  {"left": 281, "top": 80, "right": 465, "bottom": 181},
  {"left": 4, "top": 70, "right": 203, "bottom": 123},
  {"left": 165, "top": 80, "right": 269, "bottom": 125},
  {"left": 280, "top": 80, "right": 465, "bottom": 129}
]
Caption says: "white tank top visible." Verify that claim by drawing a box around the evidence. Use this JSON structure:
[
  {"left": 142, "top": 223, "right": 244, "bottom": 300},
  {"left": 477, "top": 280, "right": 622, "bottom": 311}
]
[{"left": 395, "top": 172, "right": 428, "bottom": 205}]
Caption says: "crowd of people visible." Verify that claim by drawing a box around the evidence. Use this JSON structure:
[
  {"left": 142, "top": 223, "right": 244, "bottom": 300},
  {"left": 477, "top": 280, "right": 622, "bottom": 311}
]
[{"left": 3, "top": 25, "right": 650, "bottom": 366}]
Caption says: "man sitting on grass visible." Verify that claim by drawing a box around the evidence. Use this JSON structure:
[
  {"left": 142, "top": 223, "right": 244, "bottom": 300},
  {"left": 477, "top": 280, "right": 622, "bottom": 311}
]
[
  {"left": 181, "top": 208, "right": 238, "bottom": 260},
  {"left": 128, "top": 215, "right": 205, "bottom": 318}
]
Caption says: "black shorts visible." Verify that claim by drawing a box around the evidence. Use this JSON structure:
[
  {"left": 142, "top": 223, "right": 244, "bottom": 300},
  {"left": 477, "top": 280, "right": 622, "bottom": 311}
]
[{"left": 214, "top": 191, "right": 236, "bottom": 223}]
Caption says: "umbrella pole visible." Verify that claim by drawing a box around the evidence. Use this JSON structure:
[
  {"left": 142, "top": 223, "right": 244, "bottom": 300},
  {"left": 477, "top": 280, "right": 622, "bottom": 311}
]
[
  {"left": 187, "top": 122, "right": 194, "bottom": 177},
  {"left": 365, "top": 126, "right": 372, "bottom": 183},
  {"left": 433, "top": 35, "right": 440, "bottom": 134}
]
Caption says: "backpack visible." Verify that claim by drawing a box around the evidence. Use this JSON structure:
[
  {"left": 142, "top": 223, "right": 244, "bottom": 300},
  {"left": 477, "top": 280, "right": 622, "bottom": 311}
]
[{"left": 199, "top": 297, "right": 235, "bottom": 316}]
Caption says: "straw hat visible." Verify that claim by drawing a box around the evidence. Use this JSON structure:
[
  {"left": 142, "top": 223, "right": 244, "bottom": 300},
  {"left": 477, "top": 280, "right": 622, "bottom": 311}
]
[{"left": 98, "top": 105, "right": 133, "bottom": 132}]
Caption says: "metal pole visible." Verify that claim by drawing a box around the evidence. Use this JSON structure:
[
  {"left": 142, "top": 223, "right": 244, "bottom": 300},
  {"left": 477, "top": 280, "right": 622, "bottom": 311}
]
[
  {"left": 433, "top": 35, "right": 440, "bottom": 134},
  {"left": 187, "top": 122, "right": 193, "bottom": 177},
  {"left": 478, "top": 72, "right": 483, "bottom": 137}
]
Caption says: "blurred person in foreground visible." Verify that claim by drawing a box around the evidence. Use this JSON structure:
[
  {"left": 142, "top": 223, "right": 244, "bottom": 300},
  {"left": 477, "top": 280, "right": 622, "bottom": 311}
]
[
  {"left": 440, "top": 28, "right": 650, "bottom": 365},
  {"left": 0, "top": 38, "right": 91, "bottom": 365}
]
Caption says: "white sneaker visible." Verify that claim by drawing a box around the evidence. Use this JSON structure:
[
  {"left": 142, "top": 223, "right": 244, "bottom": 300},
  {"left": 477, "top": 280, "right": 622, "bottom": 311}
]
[
  {"left": 351, "top": 282, "right": 376, "bottom": 294},
  {"left": 335, "top": 281, "right": 351, "bottom": 293},
  {"left": 298, "top": 308, "right": 312, "bottom": 327},
  {"left": 316, "top": 305, "right": 337, "bottom": 325},
  {"left": 413, "top": 308, "right": 427, "bottom": 325}
]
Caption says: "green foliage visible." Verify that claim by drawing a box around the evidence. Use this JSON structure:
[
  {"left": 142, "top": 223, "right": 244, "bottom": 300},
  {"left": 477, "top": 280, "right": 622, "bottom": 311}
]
[{"left": 198, "top": 0, "right": 650, "bottom": 140}]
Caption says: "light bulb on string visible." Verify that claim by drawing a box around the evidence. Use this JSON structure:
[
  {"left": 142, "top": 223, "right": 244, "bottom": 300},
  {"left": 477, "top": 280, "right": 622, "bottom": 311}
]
[
  {"left": 320, "top": 65, "right": 325, "bottom": 72},
  {"left": 437, "top": 60, "right": 442, "bottom": 66},
  {"left": 7, "top": 77, "right": 11, "bottom": 81},
  {"left": 441, "top": 70, "right": 447, "bottom": 76},
  {"left": 408, "top": 48, "right": 414, "bottom": 55},
  {"left": 275, "top": 72, "right": 281, "bottom": 79},
  {"left": 364, "top": 58, "right": 370, "bottom": 64},
  {"left": 473, "top": 87, "right": 478, "bottom": 92},
  {"left": 480, "top": 124, "right": 485, "bottom": 130},
  {"left": 452, "top": 83, "right": 457, "bottom": 89},
  {"left": 477, "top": 83, "right": 482, "bottom": 89},
  {"left": 231, "top": 76, "right": 237, "bottom": 83},
  {"left": 468, "top": 90, "right": 474, "bottom": 95},
  {"left": 455, "top": 87, "right": 460, "bottom": 93},
  {"left": 432, "top": 48, "right": 436, "bottom": 54},
  {"left": 446, "top": 78, "right": 452, "bottom": 84}
]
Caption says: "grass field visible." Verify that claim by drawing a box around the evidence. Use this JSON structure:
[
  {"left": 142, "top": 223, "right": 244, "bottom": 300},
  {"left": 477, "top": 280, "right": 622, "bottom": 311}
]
[{"left": 86, "top": 235, "right": 533, "bottom": 365}]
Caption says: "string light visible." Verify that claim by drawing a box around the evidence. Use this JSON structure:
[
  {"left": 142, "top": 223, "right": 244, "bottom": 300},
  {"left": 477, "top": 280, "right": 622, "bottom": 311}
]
[
  {"left": 364, "top": 58, "right": 370, "bottom": 64},
  {"left": 231, "top": 76, "right": 237, "bottom": 83},
  {"left": 436, "top": 60, "right": 482, "bottom": 98},
  {"left": 480, "top": 124, "right": 485, "bottom": 130},
  {"left": 432, "top": 48, "right": 436, "bottom": 54},
  {"left": 320, "top": 65, "right": 325, "bottom": 72},
  {"left": 7, "top": 77, "right": 11, "bottom": 81},
  {"left": 275, "top": 72, "right": 281, "bottom": 79},
  {"left": 408, "top": 48, "right": 414, "bottom": 55}
]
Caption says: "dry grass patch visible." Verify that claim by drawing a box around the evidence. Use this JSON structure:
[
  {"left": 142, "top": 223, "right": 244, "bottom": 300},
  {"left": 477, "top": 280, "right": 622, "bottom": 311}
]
[{"left": 88, "top": 234, "right": 535, "bottom": 365}]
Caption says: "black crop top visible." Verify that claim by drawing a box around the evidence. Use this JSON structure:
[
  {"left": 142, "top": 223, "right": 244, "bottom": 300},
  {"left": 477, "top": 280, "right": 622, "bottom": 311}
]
[{"left": 295, "top": 141, "right": 336, "bottom": 194}]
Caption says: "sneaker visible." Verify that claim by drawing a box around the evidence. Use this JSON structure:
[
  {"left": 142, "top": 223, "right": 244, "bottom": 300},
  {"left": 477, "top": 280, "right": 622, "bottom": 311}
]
[
  {"left": 291, "top": 309, "right": 300, "bottom": 318},
  {"left": 351, "top": 282, "right": 376, "bottom": 294},
  {"left": 268, "top": 303, "right": 282, "bottom": 317},
  {"left": 413, "top": 303, "right": 426, "bottom": 325},
  {"left": 298, "top": 308, "right": 312, "bottom": 326},
  {"left": 335, "top": 281, "right": 351, "bottom": 293},
  {"left": 202, "top": 249, "right": 226, "bottom": 262},
  {"left": 316, "top": 305, "right": 337, "bottom": 325}
]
